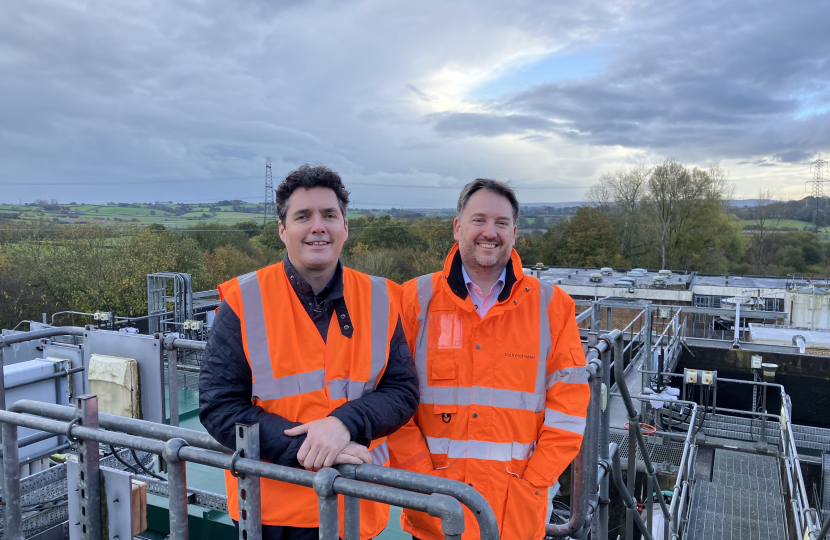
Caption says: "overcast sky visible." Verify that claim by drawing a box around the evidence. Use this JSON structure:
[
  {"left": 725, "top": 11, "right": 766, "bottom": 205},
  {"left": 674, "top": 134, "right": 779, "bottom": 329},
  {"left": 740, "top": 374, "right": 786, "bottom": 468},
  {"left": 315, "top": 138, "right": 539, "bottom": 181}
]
[{"left": 1, "top": 0, "right": 828, "bottom": 207}]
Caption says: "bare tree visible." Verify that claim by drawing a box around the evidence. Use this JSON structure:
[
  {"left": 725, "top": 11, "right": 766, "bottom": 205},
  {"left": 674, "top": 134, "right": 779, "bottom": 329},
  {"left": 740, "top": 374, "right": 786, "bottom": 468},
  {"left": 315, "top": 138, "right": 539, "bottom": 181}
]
[
  {"left": 747, "top": 189, "right": 780, "bottom": 274},
  {"left": 585, "top": 165, "right": 650, "bottom": 262}
]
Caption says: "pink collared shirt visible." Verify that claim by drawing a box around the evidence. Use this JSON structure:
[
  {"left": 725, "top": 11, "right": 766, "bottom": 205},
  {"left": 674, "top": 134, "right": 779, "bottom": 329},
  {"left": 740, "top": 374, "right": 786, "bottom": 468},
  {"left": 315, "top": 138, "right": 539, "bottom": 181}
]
[{"left": 461, "top": 265, "right": 506, "bottom": 318}]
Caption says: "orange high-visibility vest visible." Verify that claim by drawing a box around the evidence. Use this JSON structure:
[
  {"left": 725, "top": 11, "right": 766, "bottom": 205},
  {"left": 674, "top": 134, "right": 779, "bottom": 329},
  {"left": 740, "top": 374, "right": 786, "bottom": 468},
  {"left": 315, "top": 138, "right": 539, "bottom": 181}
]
[
  {"left": 388, "top": 245, "right": 590, "bottom": 540},
  {"left": 218, "top": 262, "right": 399, "bottom": 538}
]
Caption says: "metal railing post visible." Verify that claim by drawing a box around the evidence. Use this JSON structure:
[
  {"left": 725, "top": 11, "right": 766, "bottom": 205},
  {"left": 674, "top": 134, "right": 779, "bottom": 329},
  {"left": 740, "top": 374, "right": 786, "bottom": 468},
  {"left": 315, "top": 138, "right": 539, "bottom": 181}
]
[
  {"left": 591, "top": 301, "right": 601, "bottom": 332},
  {"left": 76, "top": 395, "right": 103, "bottom": 540},
  {"left": 2, "top": 420, "right": 23, "bottom": 540},
  {"left": 314, "top": 468, "right": 341, "bottom": 540},
  {"left": 598, "top": 345, "right": 612, "bottom": 540},
  {"left": 163, "top": 438, "right": 190, "bottom": 540},
  {"left": 612, "top": 451, "right": 653, "bottom": 540},
  {"left": 236, "top": 423, "right": 263, "bottom": 540},
  {"left": 338, "top": 465, "right": 361, "bottom": 540},
  {"left": 167, "top": 347, "right": 180, "bottom": 427}
]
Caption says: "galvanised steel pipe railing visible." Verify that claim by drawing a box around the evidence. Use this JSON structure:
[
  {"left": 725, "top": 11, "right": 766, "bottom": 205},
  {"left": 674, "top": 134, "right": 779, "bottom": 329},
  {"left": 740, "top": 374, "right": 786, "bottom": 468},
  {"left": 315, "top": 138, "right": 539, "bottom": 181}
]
[
  {"left": 0, "top": 397, "right": 477, "bottom": 540},
  {"left": 613, "top": 330, "right": 674, "bottom": 540},
  {"left": 544, "top": 329, "right": 616, "bottom": 538}
]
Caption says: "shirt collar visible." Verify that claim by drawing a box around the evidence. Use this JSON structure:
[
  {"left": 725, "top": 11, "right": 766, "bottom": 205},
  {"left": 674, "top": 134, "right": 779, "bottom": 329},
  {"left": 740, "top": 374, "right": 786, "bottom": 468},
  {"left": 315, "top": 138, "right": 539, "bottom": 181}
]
[
  {"left": 461, "top": 264, "right": 506, "bottom": 295},
  {"left": 283, "top": 254, "right": 343, "bottom": 301}
]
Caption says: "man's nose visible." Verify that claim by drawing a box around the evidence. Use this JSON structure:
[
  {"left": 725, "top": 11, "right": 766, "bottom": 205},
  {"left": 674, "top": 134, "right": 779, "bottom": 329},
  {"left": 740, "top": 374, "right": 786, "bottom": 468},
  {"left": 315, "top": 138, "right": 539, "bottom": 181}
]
[
  {"left": 481, "top": 220, "right": 497, "bottom": 238},
  {"left": 309, "top": 212, "right": 326, "bottom": 232}
]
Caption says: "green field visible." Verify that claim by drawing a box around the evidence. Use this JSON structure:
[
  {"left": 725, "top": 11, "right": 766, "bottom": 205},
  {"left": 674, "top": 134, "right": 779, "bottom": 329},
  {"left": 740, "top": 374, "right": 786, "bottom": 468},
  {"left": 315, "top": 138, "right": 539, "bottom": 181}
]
[
  {"left": 0, "top": 203, "right": 390, "bottom": 228},
  {"left": 742, "top": 218, "right": 830, "bottom": 233}
]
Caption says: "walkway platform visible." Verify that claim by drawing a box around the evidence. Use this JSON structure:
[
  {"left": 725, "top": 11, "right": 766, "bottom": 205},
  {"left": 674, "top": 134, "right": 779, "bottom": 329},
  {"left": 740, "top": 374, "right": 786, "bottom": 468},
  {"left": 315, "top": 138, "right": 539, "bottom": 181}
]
[{"left": 685, "top": 450, "right": 787, "bottom": 540}]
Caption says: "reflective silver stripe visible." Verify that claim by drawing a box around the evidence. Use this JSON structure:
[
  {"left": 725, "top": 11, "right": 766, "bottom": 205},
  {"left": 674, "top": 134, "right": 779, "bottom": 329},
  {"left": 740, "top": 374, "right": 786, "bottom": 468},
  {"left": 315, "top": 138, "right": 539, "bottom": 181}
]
[
  {"left": 252, "top": 369, "right": 326, "bottom": 401},
  {"left": 545, "top": 366, "right": 589, "bottom": 390},
  {"left": 239, "top": 271, "right": 276, "bottom": 398},
  {"left": 370, "top": 441, "right": 390, "bottom": 465},
  {"left": 424, "top": 437, "right": 535, "bottom": 461},
  {"left": 327, "top": 378, "right": 366, "bottom": 401},
  {"left": 413, "top": 274, "right": 434, "bottom": 393},
  {"left": 365, "top": 276, "right": 390, "bottom": 395},
  {"left": 421, "top": 385, "right": 540, "bottom": 411},
  {"left": 543, "top": 408, "right": 587, "bottom": 435},
  {"left": 536, "top": 280, "right": 554, "bottom": 412}
]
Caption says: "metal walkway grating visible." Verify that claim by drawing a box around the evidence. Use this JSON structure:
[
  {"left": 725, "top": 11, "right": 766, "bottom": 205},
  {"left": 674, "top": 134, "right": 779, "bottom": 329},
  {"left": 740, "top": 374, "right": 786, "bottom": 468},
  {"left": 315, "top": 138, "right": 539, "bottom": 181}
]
[
  {"left": 823, "top": 453, "right": 830, "bottom": 520},
  {"left": 608, "top": 432, "right": 686, "bottom": 466},
  {"left": 679, "top": 413, "right": 830, "bottom": 452},
  {"left": 685, "top": 450, "right": 787, "bottom": 540}
]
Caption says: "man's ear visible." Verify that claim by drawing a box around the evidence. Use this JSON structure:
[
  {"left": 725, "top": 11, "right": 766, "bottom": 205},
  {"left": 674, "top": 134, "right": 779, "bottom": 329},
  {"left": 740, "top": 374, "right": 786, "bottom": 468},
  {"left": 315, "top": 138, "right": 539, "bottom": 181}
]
[
  {"left": 344, "top": 217, "right": 349, "bottom": 240},
  {"left": 278, "top": 220, "right": 286, "bottom": 243},
  {"left": 453, "top": 216, "right": 461, "bottom": 242}
]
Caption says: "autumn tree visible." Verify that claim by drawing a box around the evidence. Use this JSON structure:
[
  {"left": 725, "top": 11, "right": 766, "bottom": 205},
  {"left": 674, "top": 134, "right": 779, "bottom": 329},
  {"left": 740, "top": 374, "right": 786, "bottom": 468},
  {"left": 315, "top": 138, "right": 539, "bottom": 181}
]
[{"left": 555, "top": 207, "right": 627, "bottom": 267}]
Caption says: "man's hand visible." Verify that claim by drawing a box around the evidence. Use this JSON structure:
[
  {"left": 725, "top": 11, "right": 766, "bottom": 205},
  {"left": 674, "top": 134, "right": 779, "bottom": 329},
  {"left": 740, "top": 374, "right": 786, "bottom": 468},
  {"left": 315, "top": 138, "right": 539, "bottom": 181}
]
[
  {"left": 284, "top": 417, "right": 351, "bottom": 470},
  {"left": 333, "top": 442, "right": 373, "bottom": 465}
]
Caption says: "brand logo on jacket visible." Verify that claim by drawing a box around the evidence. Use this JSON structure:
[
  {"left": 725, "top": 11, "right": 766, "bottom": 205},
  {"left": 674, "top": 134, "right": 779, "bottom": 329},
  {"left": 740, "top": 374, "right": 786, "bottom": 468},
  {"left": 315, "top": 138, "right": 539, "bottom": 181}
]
[{"left": 504, "top": 352, "right": 537, "bottom": 359}]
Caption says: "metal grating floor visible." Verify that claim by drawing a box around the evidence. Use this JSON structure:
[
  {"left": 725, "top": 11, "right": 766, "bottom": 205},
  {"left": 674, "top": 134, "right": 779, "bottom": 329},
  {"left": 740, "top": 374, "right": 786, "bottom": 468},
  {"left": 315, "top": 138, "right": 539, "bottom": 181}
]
[
  {"left": 609, "top": 432, "right": 686, "bottom": 466},
  {"left": 823, "top": 453, "right": 830, "bottom": 520},
  {"left": 680, "top": 413, "right": 830, "bottom": 453},
  {"left": 685, "top": 450, "right": 787, "bottom": 540}
]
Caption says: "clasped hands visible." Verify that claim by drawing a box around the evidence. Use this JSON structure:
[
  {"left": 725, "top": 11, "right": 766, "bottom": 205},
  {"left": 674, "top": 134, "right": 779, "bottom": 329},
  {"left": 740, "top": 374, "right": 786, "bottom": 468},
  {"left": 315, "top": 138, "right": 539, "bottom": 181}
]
[{"left": 284, "top": 417, "right": 372, "bottom": 471}]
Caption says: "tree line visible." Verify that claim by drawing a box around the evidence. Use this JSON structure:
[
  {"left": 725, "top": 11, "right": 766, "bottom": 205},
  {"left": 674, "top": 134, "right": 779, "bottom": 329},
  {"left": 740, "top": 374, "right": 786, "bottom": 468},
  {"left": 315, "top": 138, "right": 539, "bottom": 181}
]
[{"left": 2, "top": 163, "right": 829, "bottom": 329}]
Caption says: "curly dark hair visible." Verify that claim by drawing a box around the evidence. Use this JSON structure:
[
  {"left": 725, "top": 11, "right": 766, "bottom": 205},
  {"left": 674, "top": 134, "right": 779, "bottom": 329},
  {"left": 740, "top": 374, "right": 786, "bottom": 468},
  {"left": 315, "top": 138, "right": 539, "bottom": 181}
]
[{"left": 276, "top": 164, "right": 350, "bottom": 223}]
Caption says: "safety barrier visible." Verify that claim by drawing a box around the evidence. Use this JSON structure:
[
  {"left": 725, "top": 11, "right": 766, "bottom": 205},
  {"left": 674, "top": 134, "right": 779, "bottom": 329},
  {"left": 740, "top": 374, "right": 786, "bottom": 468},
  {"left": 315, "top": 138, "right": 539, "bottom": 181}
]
[
  {"left": 0, "top": 396, "right": 492, "bottom": 540},
  {"left": 0, "top": 322, "right": 710, "bottom": 540}
]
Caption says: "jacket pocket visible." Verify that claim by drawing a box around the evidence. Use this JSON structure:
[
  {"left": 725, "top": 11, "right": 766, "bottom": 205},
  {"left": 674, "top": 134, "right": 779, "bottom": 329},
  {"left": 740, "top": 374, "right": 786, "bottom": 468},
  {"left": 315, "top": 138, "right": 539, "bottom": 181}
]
[
  {"left": 500, "top": 475, "right": 549, "bottom": 540},
  {"left": 429, "top": 351, "right": 458, "bottom": 414}
]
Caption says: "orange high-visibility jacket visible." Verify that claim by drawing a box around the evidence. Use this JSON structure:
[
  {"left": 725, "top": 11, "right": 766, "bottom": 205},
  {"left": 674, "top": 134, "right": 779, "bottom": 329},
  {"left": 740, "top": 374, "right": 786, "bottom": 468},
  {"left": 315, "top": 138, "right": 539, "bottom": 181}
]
[
  {"left": 388, "top": 245, "right": 590, "bottom": 540},
  {"left": 218, "top": 263, "right": 399, "bottom": 538}
]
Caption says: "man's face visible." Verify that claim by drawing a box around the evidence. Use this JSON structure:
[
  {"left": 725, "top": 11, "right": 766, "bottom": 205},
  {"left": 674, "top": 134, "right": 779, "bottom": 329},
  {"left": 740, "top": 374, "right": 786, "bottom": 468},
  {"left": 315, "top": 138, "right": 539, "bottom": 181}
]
[
  {"left": 453, "top": 189, "right": 516, "bottom": 271},
  {"left": 279, "top": 187, "right": 348, "bottom": 273}
]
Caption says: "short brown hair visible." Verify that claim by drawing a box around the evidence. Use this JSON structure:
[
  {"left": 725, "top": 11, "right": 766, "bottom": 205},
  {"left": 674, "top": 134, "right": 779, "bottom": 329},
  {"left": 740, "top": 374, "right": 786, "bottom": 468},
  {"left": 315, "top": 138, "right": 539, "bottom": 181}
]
[
  {"left": 456, "top": 179, "right": 519, "bottom": 222},
  {"left": 276, "top": 165, "right": 350, "bottom": 222}
]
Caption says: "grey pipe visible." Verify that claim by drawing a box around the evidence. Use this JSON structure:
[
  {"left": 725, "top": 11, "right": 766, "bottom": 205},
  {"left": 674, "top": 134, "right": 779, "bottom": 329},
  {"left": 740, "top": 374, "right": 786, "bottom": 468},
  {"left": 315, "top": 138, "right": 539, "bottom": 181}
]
[
  {"left": 163, "top": 438, "right": 190, "bottom": 540},
  {"left": 613, "top": 332, "right": 673, "bottom": 525},
  {"left": 10, "top": 399, "right": 230, "bottom": 453},
  {"left": 2, "top": 422, "right": 24, "bottom": 540},
  {"left": 612, "top": 450, "right": 654, "bottom": 540},
  {"left": 0, "top": 408, "right": 476, "bottom": 540},
  {"left": 344, "top": 463, "right": 498, "bottom": 540},
  {"left": 545, "top": 341, "right": 611, "bottom": 538},
  {"left": 0, "top": 326, "right": 85, "bottom": 346},
  {"left": 816, "top": 514, "right": 830, "bottom": 540},
  {"left": 599, "top": 346, "right": 612, "bottom": 540},
  {"left": 5, "top": 366, "right": 85, "bottom": 390}
]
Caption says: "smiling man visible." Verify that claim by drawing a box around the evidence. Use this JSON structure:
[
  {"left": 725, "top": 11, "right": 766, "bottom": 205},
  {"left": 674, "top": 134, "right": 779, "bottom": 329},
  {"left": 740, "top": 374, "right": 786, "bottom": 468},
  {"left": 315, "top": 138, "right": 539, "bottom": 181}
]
[
  {"left": 199, "top": 165, "right": 419, "bottom": 540},
  {"left": 388, "top": 179, "right": 590, "bottom": 540}
]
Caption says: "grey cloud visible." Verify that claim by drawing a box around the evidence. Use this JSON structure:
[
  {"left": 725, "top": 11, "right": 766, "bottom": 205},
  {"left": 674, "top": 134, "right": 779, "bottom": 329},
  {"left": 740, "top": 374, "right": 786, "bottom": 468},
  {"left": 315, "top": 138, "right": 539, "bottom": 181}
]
[
  {"left": 427, "top": 0, "right": 830, "bottom": 164},
  {"left": 428, "top": 112, "right": 561, "bottom": 137}
]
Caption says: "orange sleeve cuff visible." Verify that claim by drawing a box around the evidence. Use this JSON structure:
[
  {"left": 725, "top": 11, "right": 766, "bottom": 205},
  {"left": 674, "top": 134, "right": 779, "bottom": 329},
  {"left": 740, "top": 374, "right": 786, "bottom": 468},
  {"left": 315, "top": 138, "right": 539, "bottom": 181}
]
[{"left": 522, "top": 463, "right": 553, "bottom": 488}]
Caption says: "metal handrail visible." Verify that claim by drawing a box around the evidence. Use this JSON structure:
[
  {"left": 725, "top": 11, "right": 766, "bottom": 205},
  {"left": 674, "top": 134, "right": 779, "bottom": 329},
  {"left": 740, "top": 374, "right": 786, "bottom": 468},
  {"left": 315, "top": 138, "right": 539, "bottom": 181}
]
[
  {"left": 0, "top": 398, "right": 488, "bottom": 540},
  {"left": 545, "top": 334, "right": 611, "bottom": 537},
  {"left": 613, "top": 330, "right": 675, "bottom": 540}
]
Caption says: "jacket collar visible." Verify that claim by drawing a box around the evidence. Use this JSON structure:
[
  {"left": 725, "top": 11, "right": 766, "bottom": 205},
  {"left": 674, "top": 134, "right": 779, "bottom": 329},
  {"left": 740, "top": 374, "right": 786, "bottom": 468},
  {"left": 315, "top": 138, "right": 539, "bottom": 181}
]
[
  {"left": 442, "top": 243, "right": 523, "bottom": 304},
  {"left": 283, "top": 254, "right": 344, "bottom": 303}
]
